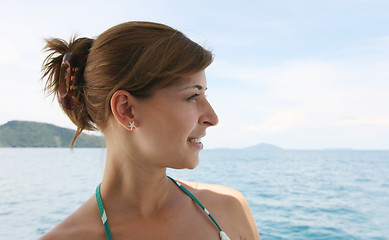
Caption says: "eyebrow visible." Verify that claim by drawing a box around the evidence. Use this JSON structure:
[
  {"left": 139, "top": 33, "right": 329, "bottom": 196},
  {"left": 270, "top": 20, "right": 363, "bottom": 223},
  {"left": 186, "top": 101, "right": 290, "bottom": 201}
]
[{"left": 181, "top": 85, "right": 207, "bottom": 91}]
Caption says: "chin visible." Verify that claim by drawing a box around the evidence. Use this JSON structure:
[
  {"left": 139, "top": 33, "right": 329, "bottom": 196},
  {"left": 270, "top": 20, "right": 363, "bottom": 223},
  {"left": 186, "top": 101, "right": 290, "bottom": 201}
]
[
  {"left": 186, "top": 162, "right": 199, "bottom": 170},
  {"left": 170, "top": 157, "right": 199, "bottom": 170},
  {"left": 186, "top": 157, "right": 200, "bottom": 169}
]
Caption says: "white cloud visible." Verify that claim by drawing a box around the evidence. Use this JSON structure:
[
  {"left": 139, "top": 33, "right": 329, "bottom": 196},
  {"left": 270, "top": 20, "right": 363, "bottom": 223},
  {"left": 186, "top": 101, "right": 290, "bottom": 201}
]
[
  {"left": 333, "top": 118, "right": 389, "bottom": 127},
  {"left": 207, "top": 56, "right": 389, "bottom": 149},
  {"left": 0, "top": 38, "right": 21, "bottom": 65},
  {"left": 242, "top": 110, "right": 305, "bottom": 134}
]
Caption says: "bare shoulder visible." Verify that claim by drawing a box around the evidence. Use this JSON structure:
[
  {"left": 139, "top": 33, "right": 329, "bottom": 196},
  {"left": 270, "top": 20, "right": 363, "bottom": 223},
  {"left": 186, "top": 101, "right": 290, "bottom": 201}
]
[
  {"left": 39, "top": 196, "right": 105, "bottom": 240},
  {"left": 178, "top": 179, "right": 247, "bottom": 208},
  {"left": 180, "top": 179, "right": 247, "bottom": 206},
  {"left": 177, "top": 179, "right": 261, "bottom": 240}
]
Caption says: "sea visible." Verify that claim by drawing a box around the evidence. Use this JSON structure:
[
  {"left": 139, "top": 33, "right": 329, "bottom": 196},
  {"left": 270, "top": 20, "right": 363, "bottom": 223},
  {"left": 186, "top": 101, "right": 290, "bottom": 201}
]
[{"left": 0, "top": 148, "right": 388, "bottom": 240}]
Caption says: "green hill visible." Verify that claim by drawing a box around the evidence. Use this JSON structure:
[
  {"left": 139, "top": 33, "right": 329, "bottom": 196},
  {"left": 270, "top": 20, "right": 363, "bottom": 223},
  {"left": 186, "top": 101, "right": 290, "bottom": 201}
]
[{"left": 0, "top": 120, "right": 104, "bottom": 148}]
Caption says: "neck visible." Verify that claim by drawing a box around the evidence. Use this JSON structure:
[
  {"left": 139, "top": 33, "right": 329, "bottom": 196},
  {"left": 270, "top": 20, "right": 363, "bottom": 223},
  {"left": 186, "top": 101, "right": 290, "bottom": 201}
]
[{"left": 100, "top": 145, "right": 173, "bottom": 218}]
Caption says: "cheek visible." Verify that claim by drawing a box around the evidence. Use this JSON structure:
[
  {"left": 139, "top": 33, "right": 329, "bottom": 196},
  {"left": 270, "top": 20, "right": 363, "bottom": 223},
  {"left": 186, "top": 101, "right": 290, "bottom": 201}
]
[
  {"left": 139, "top": 100, "right": 198, "bottom": 141},
  {"left": 157, "top": 102, "right": 197, "bottom": 126},
  {"left": 164, "top": 111, "right": 197, "bottom": 139},
  {"left": 176, "top": 109, "right": 198, "bottom": 130}
]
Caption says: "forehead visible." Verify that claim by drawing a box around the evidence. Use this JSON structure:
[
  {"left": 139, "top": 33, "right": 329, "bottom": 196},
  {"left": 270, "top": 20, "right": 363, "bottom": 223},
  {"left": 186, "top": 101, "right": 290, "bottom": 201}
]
[{"left": 170, "top": 70, "right": 207, "bottom": 90}]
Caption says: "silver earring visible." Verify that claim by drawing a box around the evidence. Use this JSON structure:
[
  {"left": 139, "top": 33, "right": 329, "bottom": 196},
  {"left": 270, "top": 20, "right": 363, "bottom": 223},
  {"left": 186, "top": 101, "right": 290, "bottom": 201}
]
[{"left": 128, "top": 121, "right": 136, "bottom": 131}]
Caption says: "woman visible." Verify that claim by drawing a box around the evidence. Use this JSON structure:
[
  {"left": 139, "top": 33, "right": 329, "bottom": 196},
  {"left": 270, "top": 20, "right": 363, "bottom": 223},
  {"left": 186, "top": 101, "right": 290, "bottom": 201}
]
[{"left": 40, "top": 21, "right": 260, "bottom": 240}]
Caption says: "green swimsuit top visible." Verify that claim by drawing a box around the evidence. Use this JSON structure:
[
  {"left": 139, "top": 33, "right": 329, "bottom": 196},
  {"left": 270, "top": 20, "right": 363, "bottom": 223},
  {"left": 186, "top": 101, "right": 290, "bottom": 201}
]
[{"left": 96, "top": 176, "right": 231, "bottom": 240}]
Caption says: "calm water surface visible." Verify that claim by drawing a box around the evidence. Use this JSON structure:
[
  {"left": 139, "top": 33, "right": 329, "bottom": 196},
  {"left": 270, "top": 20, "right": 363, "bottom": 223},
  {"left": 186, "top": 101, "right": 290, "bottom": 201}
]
[{"left": 0, "top": 148, "right": 388, "bottom": 240}]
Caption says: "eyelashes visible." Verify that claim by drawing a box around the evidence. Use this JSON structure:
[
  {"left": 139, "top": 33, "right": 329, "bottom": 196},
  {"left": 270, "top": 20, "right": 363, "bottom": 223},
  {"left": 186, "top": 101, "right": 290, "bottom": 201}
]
[
  {"left": 186, "top": 92, "right": 208, "bottom": 102},
  {"left": 186, "top": 93, "right": 200, "bottom": 101}
]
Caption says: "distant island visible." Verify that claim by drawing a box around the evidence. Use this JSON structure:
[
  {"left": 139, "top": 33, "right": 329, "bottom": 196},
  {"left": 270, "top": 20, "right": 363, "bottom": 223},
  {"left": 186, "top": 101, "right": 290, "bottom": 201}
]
[
  {"left": 0, "top": 120, "right": 103, "bottom": 148},
  {"left": 211, "top": 143, "right": 284, "bottom": 151},
  {"left": 244, "top": 143, "right": 283, "bottom": 151}
]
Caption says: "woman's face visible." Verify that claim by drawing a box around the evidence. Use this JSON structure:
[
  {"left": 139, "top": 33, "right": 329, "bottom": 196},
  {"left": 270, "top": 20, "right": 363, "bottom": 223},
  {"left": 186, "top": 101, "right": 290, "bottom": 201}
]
[{"left": 133, "top": 70, "right": 218, "bottom": 169}]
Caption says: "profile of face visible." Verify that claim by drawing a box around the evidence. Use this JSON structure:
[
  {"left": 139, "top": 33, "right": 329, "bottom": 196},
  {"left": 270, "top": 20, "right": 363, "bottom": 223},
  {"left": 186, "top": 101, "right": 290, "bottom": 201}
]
[{"left": 133, "top": 70, "right": 218, "bottom": 169}]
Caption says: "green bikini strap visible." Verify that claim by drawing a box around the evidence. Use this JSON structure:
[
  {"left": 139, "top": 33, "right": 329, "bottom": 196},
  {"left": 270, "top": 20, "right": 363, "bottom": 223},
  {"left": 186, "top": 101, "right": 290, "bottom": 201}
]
[
  {"left": 95, "top": 178, "right": 228, "bottom": 240},
  {"left": 168, "top": 176, "right": 223, "bottom": 232},
  {"left": 96, "top": 183, "right": 113, "bottom": 240}
]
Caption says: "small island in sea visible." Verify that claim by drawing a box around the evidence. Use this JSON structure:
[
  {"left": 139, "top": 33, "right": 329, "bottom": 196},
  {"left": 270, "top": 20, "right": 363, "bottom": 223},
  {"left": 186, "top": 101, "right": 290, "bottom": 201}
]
[
  {"left": 210, "top": 143, "right": 283, "bottom": 152},
  {"left": 244, "top": 143, "right": 284, "bottom": 151},
  {"left": 0, "top": 120, "right": 103, "bottom": 148}
]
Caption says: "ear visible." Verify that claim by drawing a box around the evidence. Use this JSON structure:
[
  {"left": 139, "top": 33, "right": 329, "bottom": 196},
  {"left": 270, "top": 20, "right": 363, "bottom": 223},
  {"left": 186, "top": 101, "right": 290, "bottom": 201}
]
[{"left": 110, "top": 90, "right": 137, "bottom": 130}]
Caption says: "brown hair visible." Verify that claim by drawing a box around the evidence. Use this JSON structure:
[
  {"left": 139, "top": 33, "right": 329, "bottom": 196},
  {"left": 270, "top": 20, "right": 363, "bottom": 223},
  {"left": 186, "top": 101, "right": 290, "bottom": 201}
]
[{"left": 42, "top": 21, "right": 213, "bottom": 147}]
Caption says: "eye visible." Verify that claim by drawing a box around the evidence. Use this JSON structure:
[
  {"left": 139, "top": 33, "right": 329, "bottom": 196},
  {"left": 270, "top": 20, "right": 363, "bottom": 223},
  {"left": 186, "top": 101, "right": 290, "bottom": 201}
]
[{"left": 186, "top": 93, "right": 200, "bottom": 102}]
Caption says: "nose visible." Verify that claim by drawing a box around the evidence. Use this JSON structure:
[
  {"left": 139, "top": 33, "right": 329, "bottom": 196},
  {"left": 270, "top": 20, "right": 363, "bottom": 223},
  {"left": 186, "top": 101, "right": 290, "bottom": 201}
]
[{"left": 200, "top": 99, "right": 219, "bottom": 127}]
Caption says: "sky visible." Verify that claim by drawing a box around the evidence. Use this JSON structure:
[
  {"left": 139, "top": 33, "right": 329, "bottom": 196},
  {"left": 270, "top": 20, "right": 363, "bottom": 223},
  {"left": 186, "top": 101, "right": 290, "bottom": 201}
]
[{"left": 1, "top": 0, "right": 388, "bottom": 149}]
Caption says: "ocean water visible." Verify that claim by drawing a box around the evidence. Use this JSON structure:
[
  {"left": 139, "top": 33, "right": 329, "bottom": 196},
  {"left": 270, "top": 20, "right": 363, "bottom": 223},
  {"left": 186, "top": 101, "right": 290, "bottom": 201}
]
[{"left": 0, "top": 148, "right": 388, "bottom": 240}]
